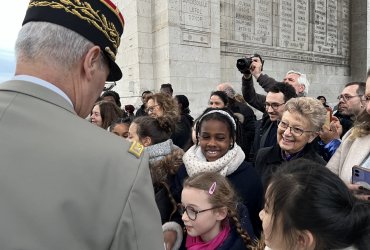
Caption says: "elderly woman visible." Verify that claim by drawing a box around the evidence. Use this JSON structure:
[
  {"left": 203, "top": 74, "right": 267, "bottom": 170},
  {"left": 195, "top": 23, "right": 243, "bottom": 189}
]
[{"left": 255, "top": 97, "right": 327, "bottom": 186}]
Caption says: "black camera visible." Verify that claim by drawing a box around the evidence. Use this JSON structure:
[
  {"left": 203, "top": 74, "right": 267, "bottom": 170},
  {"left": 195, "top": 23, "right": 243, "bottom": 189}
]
[
  {"left": 236, "top": 57, "right": 253, "bottom": 74},
  {"left": 236, "top": 54, "right": 264, "bottom": 74}
]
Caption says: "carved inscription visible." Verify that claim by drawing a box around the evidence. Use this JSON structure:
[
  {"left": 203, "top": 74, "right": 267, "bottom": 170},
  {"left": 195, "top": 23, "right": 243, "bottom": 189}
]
[
  {"left": 279, "top": 0, "right": 309, "bottom": 50},
  {"left": 313, "top": 0, "right": 338, "bottom": 54},
  {"left": 181, "top": 0, "right": 210, "bottom": 30},
  {"left": 340, "top": 0, "right": 350, "bottom": 57},
  {"left": 221, "top": 0, "right": 350, "bottom": 65},
  {"left": 234, "top": 0, "right": 272, "bottom": 45}
]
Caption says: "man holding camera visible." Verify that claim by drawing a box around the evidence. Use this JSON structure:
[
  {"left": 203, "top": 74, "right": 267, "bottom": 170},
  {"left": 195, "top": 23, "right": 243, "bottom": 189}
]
[{"left": 238, "top": 54, "right": 309, "bottom": 112}]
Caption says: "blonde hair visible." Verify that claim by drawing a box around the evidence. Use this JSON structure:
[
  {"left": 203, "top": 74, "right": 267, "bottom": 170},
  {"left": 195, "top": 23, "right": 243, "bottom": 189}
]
[{"left": 350, "top": 110, "right": 370, "bottom": 139}]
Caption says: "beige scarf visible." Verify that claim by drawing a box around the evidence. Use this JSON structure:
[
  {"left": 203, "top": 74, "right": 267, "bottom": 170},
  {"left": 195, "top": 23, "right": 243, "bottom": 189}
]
[{"left": 183, "top": 143, "right": 245, "bottom": 177}]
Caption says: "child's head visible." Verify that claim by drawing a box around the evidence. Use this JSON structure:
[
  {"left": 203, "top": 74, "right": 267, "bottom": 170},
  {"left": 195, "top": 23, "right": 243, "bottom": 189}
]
[
  {"left": 195, "top": 108, "right": 237, "bottom": 161},
  {"left": 260, "top": 159, "right": 370, "bottom": 250},
  {"left": 109, "top": 117, "right": 131, "bottom": 138},
  {"left": 127, "top": 116, "right": 172, "bottom": 146},
  {"left": 181, "top": 172, "right": 252, "bottom": 245}
]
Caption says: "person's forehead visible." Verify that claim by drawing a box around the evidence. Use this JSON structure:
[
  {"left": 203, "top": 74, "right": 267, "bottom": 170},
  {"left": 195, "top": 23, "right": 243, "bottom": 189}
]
[
  {"left": 342, "top": 85, "right": 359, "bottom": 95},
  {"left": 147, "top": 98, "right": 157, "bottom": 105},
  {"left": 266, "top": 92, "right": 285, "bottom": 102},
  {"left": 210, "top": 95, "right": 222, "bottom": 101}
]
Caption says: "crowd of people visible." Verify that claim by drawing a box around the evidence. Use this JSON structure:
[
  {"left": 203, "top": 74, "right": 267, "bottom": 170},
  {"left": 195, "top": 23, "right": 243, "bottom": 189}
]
[{"left": 1, "top": 0, "right": 370, "bottom": 249}]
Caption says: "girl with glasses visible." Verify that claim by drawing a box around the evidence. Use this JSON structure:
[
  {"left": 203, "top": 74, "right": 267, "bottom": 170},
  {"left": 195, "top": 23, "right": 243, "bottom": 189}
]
[{"left": 180, "top": 172, "right": 257, "bottom": 250}]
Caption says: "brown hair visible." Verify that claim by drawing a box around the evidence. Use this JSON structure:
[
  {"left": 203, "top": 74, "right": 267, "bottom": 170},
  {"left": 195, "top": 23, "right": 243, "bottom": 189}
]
[
  {"left": 146, "top": 93, "right": 180, "bottom": 122},
  {"left": 93, "top": 100, "right": 124, "bottom": 129},
  {"left": 183, "top": 172, "right": 256, "bottom": 248}
]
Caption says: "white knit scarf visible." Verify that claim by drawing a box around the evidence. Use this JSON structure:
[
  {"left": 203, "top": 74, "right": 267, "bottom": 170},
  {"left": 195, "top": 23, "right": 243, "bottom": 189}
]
[{"left": 183, "top": 143, "right": 245, "bottom": 177}]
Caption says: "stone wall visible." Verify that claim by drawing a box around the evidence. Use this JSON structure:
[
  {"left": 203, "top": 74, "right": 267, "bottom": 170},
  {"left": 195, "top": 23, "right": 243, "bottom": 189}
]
[{"left": 114, "top": 0, "right": 364, "bottom": 118}]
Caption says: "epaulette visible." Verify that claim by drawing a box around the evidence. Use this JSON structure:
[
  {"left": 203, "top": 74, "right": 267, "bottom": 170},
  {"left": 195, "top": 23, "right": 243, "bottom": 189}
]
[{"left": 128, "top": 141, "right": 144, "bottom": 158}]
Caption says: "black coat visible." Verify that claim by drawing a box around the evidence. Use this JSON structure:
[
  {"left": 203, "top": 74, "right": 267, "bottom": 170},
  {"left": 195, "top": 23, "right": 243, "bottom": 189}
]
[
  {"left": 255, "top": 143, "right": 326, "bottom": 187},
  {"left": 250, "top": 114, "right": 277, "bottom": 162}
]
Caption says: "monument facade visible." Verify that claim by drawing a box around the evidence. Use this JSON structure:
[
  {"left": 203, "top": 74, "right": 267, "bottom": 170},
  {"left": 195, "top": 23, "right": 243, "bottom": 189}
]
[{"left": 113, "top": 0, "right": 366, "bottom": 117}]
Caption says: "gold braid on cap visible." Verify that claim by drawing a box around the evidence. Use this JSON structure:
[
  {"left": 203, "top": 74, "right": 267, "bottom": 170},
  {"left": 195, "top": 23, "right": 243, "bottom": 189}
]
[{"left": 29, "top": 0, "right": 120, "bottom": 60}]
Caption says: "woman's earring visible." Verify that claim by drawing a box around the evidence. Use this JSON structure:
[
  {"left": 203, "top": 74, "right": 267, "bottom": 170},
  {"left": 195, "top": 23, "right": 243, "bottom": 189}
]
[{"left": 229, "top": 144, "right": 233, "bottom": 149}]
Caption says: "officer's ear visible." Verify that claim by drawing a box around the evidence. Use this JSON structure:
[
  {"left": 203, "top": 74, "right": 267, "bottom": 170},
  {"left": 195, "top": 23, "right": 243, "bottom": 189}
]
[
  {"left": 142, "top": 136, "right": 152, "bottom": 147},
  {"left": 83, "top": 46, "right": 102, "bottom": 81}
]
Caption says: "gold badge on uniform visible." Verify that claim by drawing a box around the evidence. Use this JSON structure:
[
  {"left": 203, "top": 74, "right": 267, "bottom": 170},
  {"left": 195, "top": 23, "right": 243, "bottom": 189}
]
[{"left": 128, "top": 141, "right": 144, "bottom": 158}]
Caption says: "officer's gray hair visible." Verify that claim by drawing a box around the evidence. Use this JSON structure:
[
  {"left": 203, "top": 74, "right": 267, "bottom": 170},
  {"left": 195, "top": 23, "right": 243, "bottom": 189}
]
[
  {"left": 286, "top": 70, "right": 310, "bottom": 96},
  {"left": 15, "top": 22, "right": 105, "bottom": 71}
]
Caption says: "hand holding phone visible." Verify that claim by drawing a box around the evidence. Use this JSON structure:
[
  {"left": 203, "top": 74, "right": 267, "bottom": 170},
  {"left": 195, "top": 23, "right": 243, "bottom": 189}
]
[{"left": 352, "top": 165, "right": 370, "bottom": 191}]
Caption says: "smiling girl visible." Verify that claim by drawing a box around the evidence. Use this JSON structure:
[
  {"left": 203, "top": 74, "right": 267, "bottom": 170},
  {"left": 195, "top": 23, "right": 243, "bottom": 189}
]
[{"left": 163, "top": 108, "right": 263, "bottom": 249}]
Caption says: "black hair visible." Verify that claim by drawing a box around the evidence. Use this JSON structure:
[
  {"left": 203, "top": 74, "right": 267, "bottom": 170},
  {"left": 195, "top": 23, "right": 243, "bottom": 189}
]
[
  {"left": 160, "top": 83, "right": 173, "bottom": 94},
  {"left": 209, "top": 91, "right": 229, "bottom": 107},
  {"left": 141, "top": 90, "right": 153, "bottom": 97},
  {"left": 268, "top": 82, "right": 297, "bottom": 102},
  {"left": 266, "top": 159, "right": 370, "bottom": 250},
  {"left": 175, "top": 94, "right": 190, "bottom": 114},
  {"left": 109, "top": 117, "right": 131, "bottom": 132},
  {"left": 252, "top": 53, "right": 264, "bottom": 71},
  {"left": 195, "top": 107, "right": 236, "bottom": 149},
  {"left": 345, "top": 82, "right": 366, "bottom": 96},
  {"left": 101, "top": 90, "right": 121, "bottom": 108},
  {"left": 133, "top": 116, "right": 173, "bottom": 144}
]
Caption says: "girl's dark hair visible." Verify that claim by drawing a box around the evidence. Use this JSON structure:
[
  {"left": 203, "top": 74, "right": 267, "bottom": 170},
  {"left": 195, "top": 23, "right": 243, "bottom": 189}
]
[
  {"left": 266, "top": 159, "right": 370, "bottom": 250},
  {"left": 209, "top": 91, "right": 229, "bottom": 107},
  {"left": 109, "top": 117, "right": 131, "bottom": 132},
  {"left": 101, "top": 90, "right": 121, "bottom": 107},
  {"left": 175, "top": 94, "right": 190, "bottom": 115},
  {"left": 184, "top": 172, "right": 255, "bottom": 248},
  {"left": 93, "top": 100, "right": 124, "bottom": 129},
  {"left": 195, "top": 107, "right": 237, "bottom": 148},
  {"left": 133, "top": 116, "right": 173, "bottom": 144}
]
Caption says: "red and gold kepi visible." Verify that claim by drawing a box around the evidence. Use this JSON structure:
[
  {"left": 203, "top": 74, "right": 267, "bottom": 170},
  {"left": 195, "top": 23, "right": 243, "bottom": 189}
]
[{"left": 22, "top": 0, "right": 125, "bottom": 81}]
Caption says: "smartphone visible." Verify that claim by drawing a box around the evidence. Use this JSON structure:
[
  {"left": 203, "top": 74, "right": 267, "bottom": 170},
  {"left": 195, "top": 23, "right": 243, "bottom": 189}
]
[
  {"left": 323, "top": 108, "right": 332, "bottom": 129},
  {"left": 352, "top": 165, "right": 370, "bottom": 190}
]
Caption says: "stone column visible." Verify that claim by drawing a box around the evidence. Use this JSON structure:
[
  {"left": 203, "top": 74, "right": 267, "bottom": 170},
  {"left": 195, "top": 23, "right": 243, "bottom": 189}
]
[
  {"left": 116, "top": 0, "right": 221, "bottom": 115},
  {"left": 350, "top": 0, "right": 367, "bottom": 80}
]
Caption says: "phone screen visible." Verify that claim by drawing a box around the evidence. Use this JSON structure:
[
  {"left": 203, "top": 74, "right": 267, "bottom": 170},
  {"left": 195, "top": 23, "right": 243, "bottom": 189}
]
[{"left": 352, "top": 166, "right": 370, "bottom": 190}]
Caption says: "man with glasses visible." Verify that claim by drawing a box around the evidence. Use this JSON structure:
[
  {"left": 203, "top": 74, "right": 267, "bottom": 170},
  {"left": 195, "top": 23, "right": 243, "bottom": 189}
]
[
  {"left": 250, "top": 83, "right": 297, "bottom": 161},
  {"left": 336, "top": 82, "right": 366, "bottom": 121}
]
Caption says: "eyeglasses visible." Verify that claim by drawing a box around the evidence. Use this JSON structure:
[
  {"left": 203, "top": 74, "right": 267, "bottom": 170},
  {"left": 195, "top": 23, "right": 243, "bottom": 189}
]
[
  {"left": 265, "top": 102, "right": 285, "bottom": 110},
  {"left": 337, "top": 94, "right": 363, "bottom": 102},
  {"left": 177, "top": 204, "right": 221, "bottom": 221},
  {"left": 145, "top": 104, "right": 159, "bottom": 113},
  {"left": 278, "top": 120, "right": 315, "bottom": 136}
]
